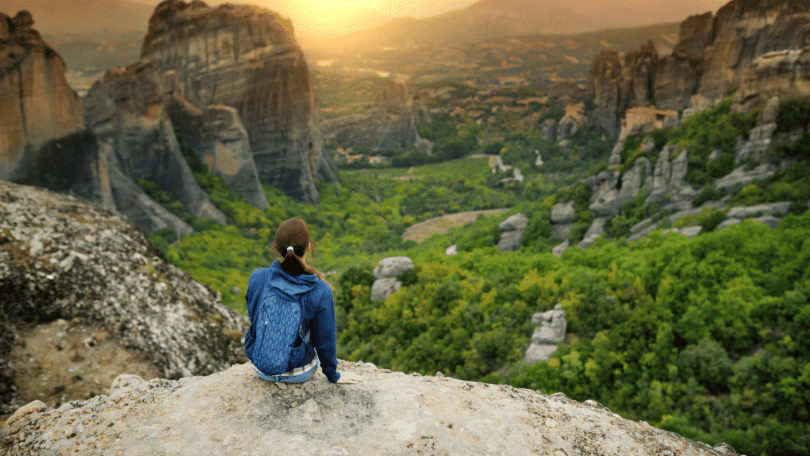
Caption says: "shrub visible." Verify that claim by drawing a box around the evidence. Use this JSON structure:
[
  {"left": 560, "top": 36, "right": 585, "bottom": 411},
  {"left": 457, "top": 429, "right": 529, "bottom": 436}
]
[
  {"left": 777, "top": 96, "right": 810, "bottom": 133},
  {"left": 678, "top": 338, "right": 733, "bottom": 392},
  {"left": 483, "top": 140, "right": 505, "bottom": 155}
]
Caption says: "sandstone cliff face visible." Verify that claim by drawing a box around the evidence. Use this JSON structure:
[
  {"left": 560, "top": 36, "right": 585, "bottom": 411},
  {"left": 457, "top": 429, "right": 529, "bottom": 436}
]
[
  {"left": 587, "top": 0, "right": 810, "bottom": 136},
  {"left": 731, "top": 47, "right": 810, "bottom": 113},
  {"left": 84, "top": 60, "right": 228, "bottom": 225},
  {"left": 319, "top": 80, "right": 432, "bottom": 152},
  {"left": 140, "top": 0, "right": 338, "bottom": 204},
  {"left": 699, "top": 0, "right": 810, "bottom": 102},
  {"left": 588, "top": 49, "right": 623, "bottom": 138},
  {"left": 0, "top": 11, "right": 112, "bottom": 209},
  {"left": 0, "top": 181, "right": 248, "bottom": 412},
  {"left": 0, "top": 361, "right": 740, "bottom": 456}
]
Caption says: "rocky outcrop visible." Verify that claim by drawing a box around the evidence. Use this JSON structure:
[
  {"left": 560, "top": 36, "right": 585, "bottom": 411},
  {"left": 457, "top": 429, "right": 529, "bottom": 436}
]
[
  {"left": 699, "top": 0, "right": 810, "bottom": 102},
  {"left": 588, "top": 49, "right": 623, "bottom": 138},
  {"left": 578, "top": 217, "right": 607, "bottom": 249},
  {"left": 140, "top": 0, "right": 338, "bottom": 204},
  {"left": 320, "top": 80, "right": 432, "bottom": 152},
  {"left": 84, "top": 61, "right": 227, "bottom": 225},
  {"left": 524, "top": 305, "right": 567, "bottom": 364},
  {"left": 0, "top": 181, "right": 248, "bottom": 412},
  {"left": 0, "top": 361, "right": 741, "bottom": 456},
  {"left": 496, "top": 213, "right": 528, "bottom": 252},
  {"left": 586, "top": 0, "right": 810, "bottom": 137},
  {"left": 0, "top": 11, "right": 113, "bottom": 210},
  {"left": 731, "top": 48, "right": 810, "bottom": 114},
  {"left": 166, "top": 94, "right": 269, "bottom": 210},
  {"left": 621, "top": 41, "right": 658, "bottom": 109},
  {"left": 550, "top": 202, "right": 575, "bottom": 239},
  {"left": 371, "top": 256, "right": 414, "bottom": 301},
  {"left": 556, "top": 104, "right": 588, "bottom": 140}
]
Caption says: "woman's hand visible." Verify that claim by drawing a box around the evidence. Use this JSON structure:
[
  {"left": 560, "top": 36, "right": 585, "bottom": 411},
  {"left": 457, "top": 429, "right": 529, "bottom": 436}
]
[{"left": 336, "top": 372, "right": 362, "bottom": 384}]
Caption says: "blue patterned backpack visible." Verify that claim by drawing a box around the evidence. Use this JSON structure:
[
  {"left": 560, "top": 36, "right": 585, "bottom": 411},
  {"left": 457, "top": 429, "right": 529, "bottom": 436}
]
[{"left": 247, "top": 292, "right": 307, "bottom": 376}]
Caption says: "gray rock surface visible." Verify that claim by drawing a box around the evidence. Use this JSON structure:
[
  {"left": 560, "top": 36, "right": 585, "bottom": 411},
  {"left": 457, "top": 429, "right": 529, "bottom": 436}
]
[
  {"left": 84, "top": 60, "right": 227, "bottom": 225},
  {"left": 578, "top": 217, "right": 607, "bottom": 249},
  {"left": 627, "top": 223, "right": 659, "bottom": 242},
  {"left": 715, "top": 164, "right": 776, "bottom": 191},
  {"left": 663, "top": 226, "right": 703, "bottom": 238},
  {"left": 497, "top": 213, "right": 529, "bottom": 252},
  {"left": 371, "top": 257, "right": 414, "bottom": 301},
  {"left": 320, "top": 81, "right": 431, "bottom": 152},
  {"left": 371, "top": 278, "right": 402, "bottom": 302},
  {"left": 550, "top": 202, "right": 575, "bottom": 224},
  {"left": 140, "top": 0, "right": 339, "bottom": 204},
  {"left": 524, "top": 307, "right": 567, "bottom": 364},
  {"left": 551, "top": 240, "right": 569, "bottom": 258},
  {"left": 0, "top": 181, "right": 248, "bottom": 413},
  {"left": 717, "top": 218, "right": 743, "bottom": 230},
  {"left": 167, "top": 97, "right": 269, "bottom": 210},
  {"left": 0, "top": 12, "right": 113, "bottom": 210},
  {"left": 0, "top": 362, "right": 740, "bottom": 456},
  {"left": 727, "top": 202, "right": 792, "bottom": 219},
  {"left": 373, "top": 256, "right": 415, "bottom": 279}
]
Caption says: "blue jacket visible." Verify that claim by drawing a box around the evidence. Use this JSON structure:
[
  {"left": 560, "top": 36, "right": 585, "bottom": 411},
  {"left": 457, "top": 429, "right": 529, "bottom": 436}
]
[{"left": 244, "top": 261, "right": 340, "bottom": 383}]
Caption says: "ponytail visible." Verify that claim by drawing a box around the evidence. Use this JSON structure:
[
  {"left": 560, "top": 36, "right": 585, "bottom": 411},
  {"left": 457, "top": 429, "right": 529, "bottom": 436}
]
[{"left": 273, "top": 218, "right": 326, "bottom": 281}]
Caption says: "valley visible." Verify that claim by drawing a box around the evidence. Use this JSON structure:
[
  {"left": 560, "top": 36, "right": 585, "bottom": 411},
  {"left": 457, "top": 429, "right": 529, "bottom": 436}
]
[{"left": 1, "top": 0, "right": 809, "bottom": 454}]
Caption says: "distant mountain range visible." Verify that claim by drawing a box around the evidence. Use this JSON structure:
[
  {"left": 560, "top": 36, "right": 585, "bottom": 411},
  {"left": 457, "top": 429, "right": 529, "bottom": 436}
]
[{"left": 302, "top": 0, "right": 623, "bottom": 54}]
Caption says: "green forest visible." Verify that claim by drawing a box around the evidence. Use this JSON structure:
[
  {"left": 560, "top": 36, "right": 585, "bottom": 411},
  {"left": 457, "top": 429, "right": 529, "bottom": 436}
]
[{"left": 140, "top": 91, "right": 810, "bottom": 456}]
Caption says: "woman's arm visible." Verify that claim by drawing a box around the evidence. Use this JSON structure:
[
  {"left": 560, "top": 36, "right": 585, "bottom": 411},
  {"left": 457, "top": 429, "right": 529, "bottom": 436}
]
[{"left": 311, "top": 283, "right": 341, "bottom": 383}]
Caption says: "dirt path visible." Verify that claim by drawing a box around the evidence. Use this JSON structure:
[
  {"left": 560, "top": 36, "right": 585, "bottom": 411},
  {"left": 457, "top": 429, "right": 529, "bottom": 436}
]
[{"left": 403, "top": 209, "right": 509, "bottom": 243}]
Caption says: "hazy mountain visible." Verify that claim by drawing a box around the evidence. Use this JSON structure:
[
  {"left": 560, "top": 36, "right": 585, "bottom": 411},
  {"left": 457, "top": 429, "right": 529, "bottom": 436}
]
[{"left": 305, "top": 0, "right": 624, "bottom": 55}]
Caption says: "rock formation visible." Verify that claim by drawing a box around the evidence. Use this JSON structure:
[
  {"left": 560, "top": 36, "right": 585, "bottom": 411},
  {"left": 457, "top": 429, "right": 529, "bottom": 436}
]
[
  {"left": 0, "top": 181, "right": 248, "bottom": 412},
  {"left": 497, "top": 213, "right": 528, "bottom": 252},
  {"left": 550, "top": 202, "right": 575, "bottom": 240},
  {"left": 83, "top": 60, "right": 227, "bottom": 225},
  {"left": 0, "top": 361, "right": 741, "bottom": 456},
  {"left": 556, "top": 104, "right": 588, "bottom": 141},
  {"left": 588, "top": 49, "right": 623, "bottom": 138},
  {"left": 0, "top": 11, "right": 113, "bottom": 210},
  {"left": 140, "top": 0, "right": 338, "bottom": 204},
  {"left": 621, "top": 40, "right": 658, "bottom": 109},
  {"left": 731, "top": 48, "right": 810, "bottom": 114},
  {"left": 699, "top": 0, "right": 810, "bottom": 103},
  {"left": 166, "top": 92, "right": 269, "bottom": 210},
  {"left": 523, "top": 304, "right": 567, "bottom": 364},
  {"left": 371, "top": 256, "right": 414, "bottom": 301},
  {"left": 319, "top": 80, "right": 432, "bottom": 152},
  {"left": 586, "top": 0, "right": 810, "bottom": 137}
]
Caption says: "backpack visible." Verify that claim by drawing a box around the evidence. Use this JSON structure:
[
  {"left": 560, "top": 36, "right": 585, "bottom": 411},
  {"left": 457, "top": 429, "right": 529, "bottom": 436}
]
[{"left": 247, "top": 292, "right": 308, "bottom": 376}]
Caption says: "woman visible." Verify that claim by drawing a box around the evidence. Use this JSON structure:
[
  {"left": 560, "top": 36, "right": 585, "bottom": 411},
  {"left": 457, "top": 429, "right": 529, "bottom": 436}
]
[{"left": 243, "top": 218, "right": 342, "bottom": 383}]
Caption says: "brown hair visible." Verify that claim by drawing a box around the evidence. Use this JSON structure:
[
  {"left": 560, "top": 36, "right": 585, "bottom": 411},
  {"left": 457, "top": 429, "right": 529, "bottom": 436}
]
[{"left": 273, "top": 218, "right": 324, "bottom": 280}]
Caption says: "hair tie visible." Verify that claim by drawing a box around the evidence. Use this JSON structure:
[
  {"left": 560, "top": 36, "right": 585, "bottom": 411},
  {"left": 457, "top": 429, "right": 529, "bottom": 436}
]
[{"left": 286, "top": 246, "right": 294, "bottom": 253}]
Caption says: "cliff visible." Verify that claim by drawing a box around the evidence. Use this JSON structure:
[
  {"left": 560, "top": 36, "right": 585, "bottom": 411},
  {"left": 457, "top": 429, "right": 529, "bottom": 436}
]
[
  {"left": 0, "top": 11, "right": 112, "bottom": 209},
  {"left": 140, "top": 0, "right": 338, "bottom": 204},
  {"left": 0, "top": 180, "right": 248, "bottom": 413},
  {"left": 319, "top": 80, "right": 432, "bottom": 152},
  {"left": 588, "top": 0, "right": 810, "bottom": 136},
  {"left": 0, "top": 361, "right": 741, "bottom": 456}
]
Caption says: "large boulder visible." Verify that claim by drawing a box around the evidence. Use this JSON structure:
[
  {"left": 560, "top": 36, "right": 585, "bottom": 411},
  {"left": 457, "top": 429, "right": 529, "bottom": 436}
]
[
  {"left": 497, "top": 213, "right": 529, "bottom": 252},
  {"left": 0, "top": 181, "right": 247, "bottom": 412},
  {"left": 0, "top": 11, "right": 113, "bottom": 210},
  {"left": 556, "top": 104, "right": 588, "bottom": 140},
  {"left": 523, "top": 306, "right": 567, "bottom": 364},
  {"left": 0, "top": 361, "right": 741, "bottom": 455},
  {"left": 371, "top": 257, "right": 414, "bottom": 301},
  {"left": 140, "top": 0, "right": 339, "bottom": 204},
  {"left": 373, "top": 256, "right": 415, "bottom": 280}
]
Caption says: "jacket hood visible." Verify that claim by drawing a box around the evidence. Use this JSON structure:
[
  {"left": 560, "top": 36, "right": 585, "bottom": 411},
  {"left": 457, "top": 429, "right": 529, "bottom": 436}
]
[{"left": 266, "top": 260, "right": 319, "bottom": 299}]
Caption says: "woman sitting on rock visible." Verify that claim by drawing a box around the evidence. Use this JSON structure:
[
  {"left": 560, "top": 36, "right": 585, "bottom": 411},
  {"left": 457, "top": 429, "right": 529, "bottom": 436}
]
[{"left": 244, "top": 218, "right": 354, "bottom": 384}]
